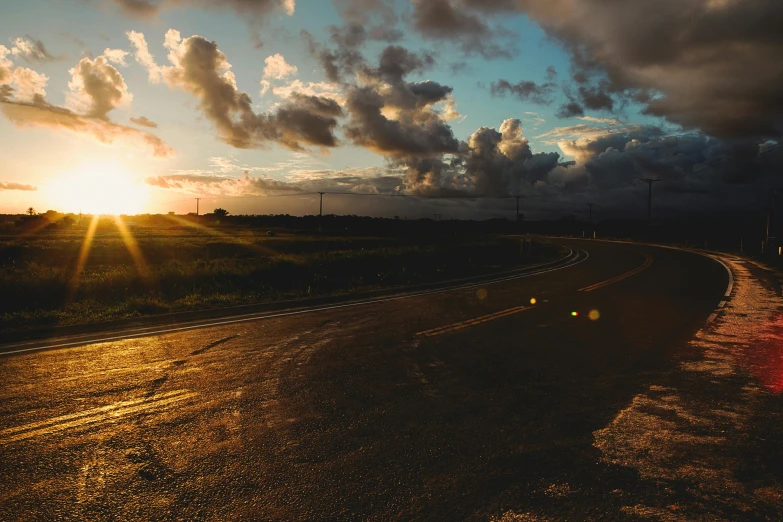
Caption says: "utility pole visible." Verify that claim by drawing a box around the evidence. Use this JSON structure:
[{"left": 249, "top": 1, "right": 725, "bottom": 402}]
[
  {"left": 318, "top": 192, "right": 324, "bottom": 235},
  {"left": 195, "top": 198, "right": 201, "bottom": 228},
  {"left": 641, "top": 178, "right": 659, "bottom": 230}
]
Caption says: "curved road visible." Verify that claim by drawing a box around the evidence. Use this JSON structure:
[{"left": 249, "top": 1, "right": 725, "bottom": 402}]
[{"left": 0, "top": 239, "right": 732, "bottom": 520}]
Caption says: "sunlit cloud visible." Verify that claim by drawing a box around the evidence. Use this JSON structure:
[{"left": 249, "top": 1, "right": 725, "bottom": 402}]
[
  {"left": 0, "top": 48, "right": 172, "bottom": 157},
  {"left": 10, "top": 36, "right": 60, "bottom": 63},
  {"left": 262, "top": 53, "right": 297, "bottom": 80},
  {"left": 0, "top": 182, "right": 37, "bottom": 191},
  {"left": 128, "top": 29, "right": 343, "bottom": 151}
]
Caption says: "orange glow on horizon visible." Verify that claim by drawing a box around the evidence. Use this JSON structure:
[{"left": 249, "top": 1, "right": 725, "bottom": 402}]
[{"left": 44, "top": 161, "right": 149, "bottom": 215}]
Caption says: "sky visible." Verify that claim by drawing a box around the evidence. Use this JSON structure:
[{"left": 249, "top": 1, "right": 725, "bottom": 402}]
[{"left": 0, "top": 0, "right": 780, "bottom": 220}]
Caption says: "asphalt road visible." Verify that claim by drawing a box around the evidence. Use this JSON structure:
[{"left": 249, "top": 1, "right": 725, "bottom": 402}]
[{"left": 0, "top": 239, "right": 736, "bottom": 520}]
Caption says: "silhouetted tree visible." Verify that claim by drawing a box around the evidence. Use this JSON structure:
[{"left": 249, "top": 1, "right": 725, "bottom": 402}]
[
  {"left": 213, "top": 208, "right": 229, "bottom": 218},
  {"left": 27, "top": 207, "right": 36, "bottom": 216}
]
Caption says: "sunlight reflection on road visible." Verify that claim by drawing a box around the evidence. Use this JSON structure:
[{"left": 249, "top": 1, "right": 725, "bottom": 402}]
[
  {"left": 592, "top": 256, "right": 783, "bottom": 518},
  {"left": 739, "top": 311, "right": 783, "bottom": 394}
]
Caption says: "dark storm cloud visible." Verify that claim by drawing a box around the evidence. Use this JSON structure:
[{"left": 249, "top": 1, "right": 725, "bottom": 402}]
[
  {"left": 410, "top": 0, "right": 513, "bottom": 59},
  {"left": 301, "top": 29, "right": 365, "bottom": 84},
  {"left": 490, "top": 66, "right": 557, "bottom": 105},
  {"left": 553, "top": 129, "right": 782, "bottom": 197},
  {"left": 128, "top": 30, "right": 343, "bottom": 151},
  {"left": 483, "top": 0, "right": 783, "bottom": 140},
  {"left": 577, "top": 84, "right": 613, "bottom": 112},
  {"left": 407, "top": 81, "right": 453, "bottom": 106},
  {"left": 332, "top": 0, "right": 397, "bottom": 26},
  {"left": 343, "top": 85, "right": 459, "bottom": 158},
  {"left": 329, "top": 1, "right": 403, "bottom": 43},
  {"left": 111, "top": 0, "right": 159, "bottom": 18},
  {"left": 462, "top": 118, "right": 567, "bottom": 195},
  {"left": 556, "top": 101, "right": 583, "bottom": 119},
  {"left": 303, "top": 31, "right": 565, "bottom": 196},
  {"left": 369, "top": 45, "right": 435, "bottom": 83}
]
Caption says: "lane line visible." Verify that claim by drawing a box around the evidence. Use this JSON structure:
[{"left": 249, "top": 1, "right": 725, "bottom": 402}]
[
  {"left": 546, "top": 237, "right": 735, "bottom": 325},
  {"left": 1, "top": 249, "right": 589, "bottom": 356},
  {"left": 0, "top": 389, "right": 197, "bottom": 444},
  {"left": 578, "top": 253, "right": 653, "bottom": 292},
  {"left": 417, "top": 305, "right": 532, "bottom": 337}
]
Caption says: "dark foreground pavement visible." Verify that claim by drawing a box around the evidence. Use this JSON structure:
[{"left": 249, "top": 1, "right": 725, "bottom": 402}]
[{"left": 4, "top": 239, "right": 782, "bottom": 520}]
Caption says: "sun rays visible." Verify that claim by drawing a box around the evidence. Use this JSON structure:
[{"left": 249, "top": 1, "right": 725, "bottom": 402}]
[
  {"left": 65, "top": 212, "right": 282, "bottom": 302},
  {"left": 67, "top": 214, "right": 99, "bottom": 300}
]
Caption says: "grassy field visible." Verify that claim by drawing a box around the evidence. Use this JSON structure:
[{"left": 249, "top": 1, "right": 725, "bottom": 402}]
[{"left": 0, "top": 219, "right": 562, "bottom": 332}]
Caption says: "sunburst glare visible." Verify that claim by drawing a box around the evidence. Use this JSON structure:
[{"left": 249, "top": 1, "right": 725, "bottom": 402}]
[{"left": 45, "top": 161, "right": 149, "bottom": 215}]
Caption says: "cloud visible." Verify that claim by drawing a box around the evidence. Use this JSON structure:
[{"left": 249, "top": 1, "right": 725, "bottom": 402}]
[
  {"left": 343, "top": 85, "right": 459, "bottom": 158},
  {"left": 102, "top": 48, "right": 130, "bottom": 67},
  {"left": 0, "top": 181, "right": 37, "bottom": 191},
  {"left": 144, "top": 166, "right": 403, "bottom": 196},
  {"left": 480, "top": 0, "right": 783, "bottom": 140},
  {"left": 460, "top": 118, "right": 565, "bottom": 195},
  {"left": 145, "top": 173, "right": 302, "bottom": 195},
  {"left": 366, "top": 45, "right": 435, "bottom": 84},
  {"left": 0, "top": 46, "right": 13, "bottom": 84},
  {"left": 556, "top": 101, "right": 584, "bottom": 119},
  {"left": 10, "top": 36, "right": 60, "bottom": 63},
  {"left": 110, "top": 0, "right": 295, "bottom": 20},
  {"left": 0, "top": 50, "right": 172, "bottom": 158},
  {"left": 66, "top": 55, "right": 132, "bottom": 119},
  {"left": 491, "top": 66, "right": 557, "bottom": 105},
  {"left": 409, "top": 0, "right": 514, "bottom": 59},
  {"left": 302, "top": 29, "right": 365, "bottom": 84},
  {"left": 579, "top": 116, "right": 622, "bottom": 125},
  {"left": 112, "top": 0, "right": 159, "bottom": 18},
  {"left": 331, "top": 1, "right": 403, "bottom": 43},
  {"left": 262, "top": 53, "right": 297, "bottom": 80},
  {"left": 1, "top": 100, "right": 173, "bottom": 157},
  {"left": 128, "top": 29, "right": 343, "bottom": 151},
  {"left": 536, "top": 122, "right": 651, "bottom": 146},
  {"left": 8, "top": 67, "right": 48, "bottom": 103},
  {"left": 130, "top": 115, "right": 158, "bottom": 128},
  {"left": 267, "top": 79, "right": 344, "bottom": 103},
  {"left": 127, "top": 30, "right": 162, "bottom": 83}
]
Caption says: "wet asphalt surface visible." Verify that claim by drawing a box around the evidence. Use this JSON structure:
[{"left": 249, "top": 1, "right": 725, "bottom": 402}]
[{"left": 4, "top": 238, "right": 773, "bottom": 521}]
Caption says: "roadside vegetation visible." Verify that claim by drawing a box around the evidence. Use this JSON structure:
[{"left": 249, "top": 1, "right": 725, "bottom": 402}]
[{"left": 0, "top": 214, "right": 562, "bottom": 332}]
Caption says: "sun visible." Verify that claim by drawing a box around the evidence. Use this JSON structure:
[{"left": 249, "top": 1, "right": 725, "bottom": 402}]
[{"left": 47, "top": 161, "right": 149, "bottom": 215}]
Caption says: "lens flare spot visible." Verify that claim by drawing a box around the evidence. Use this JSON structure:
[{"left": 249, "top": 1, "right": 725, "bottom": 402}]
[
  {"left": 589, "top": 309, "right": 601, "bottom": 321},
  {"left": 530, "top": 298, "right": 537, "bottom": 305},
  {"left": 571, "top": 311, "right": 579, "bottom": 317},
  {"left": 476, "top": 288, "right": 488, "bottom": 300}
]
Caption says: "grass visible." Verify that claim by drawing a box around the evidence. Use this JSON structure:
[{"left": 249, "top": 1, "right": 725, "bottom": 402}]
[{"left": 0, "top": 222, "right": 563, "bottom": 332}]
